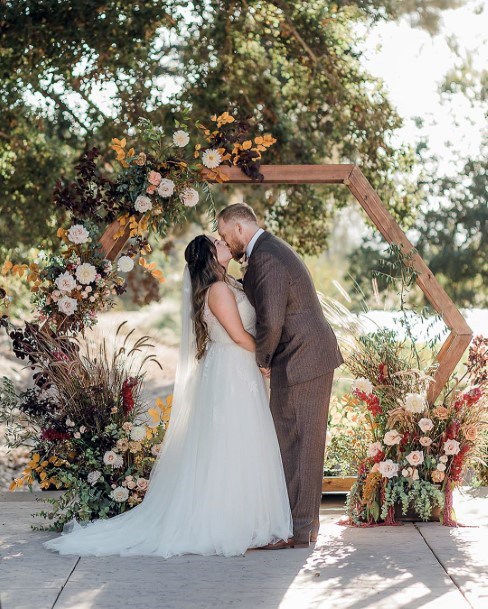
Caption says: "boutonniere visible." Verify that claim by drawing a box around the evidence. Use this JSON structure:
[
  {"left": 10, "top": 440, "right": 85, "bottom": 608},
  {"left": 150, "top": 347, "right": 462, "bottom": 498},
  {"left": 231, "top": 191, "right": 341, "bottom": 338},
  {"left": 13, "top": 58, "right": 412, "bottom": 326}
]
[{"left": 240, "top": 256, "right": 249, "bottom": 278}]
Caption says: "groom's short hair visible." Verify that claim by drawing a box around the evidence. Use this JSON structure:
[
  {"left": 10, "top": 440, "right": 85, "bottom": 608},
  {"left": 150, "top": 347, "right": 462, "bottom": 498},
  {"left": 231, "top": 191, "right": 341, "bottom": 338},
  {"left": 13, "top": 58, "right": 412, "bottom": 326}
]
[{"left": 217, "top": 203, "right": 257, "bottom": 225}]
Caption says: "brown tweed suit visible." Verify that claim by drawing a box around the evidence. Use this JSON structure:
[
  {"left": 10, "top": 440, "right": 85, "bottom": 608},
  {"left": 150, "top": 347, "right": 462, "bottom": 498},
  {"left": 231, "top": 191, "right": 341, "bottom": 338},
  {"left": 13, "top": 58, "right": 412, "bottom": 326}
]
[{"left": 243, "top": 231, "right": 344, "bottom": 543}]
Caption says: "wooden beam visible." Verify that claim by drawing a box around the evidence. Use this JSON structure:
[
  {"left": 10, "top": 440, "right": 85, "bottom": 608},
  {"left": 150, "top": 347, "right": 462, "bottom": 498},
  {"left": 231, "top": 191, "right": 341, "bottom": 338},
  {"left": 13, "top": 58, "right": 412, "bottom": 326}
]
[
  {"left": 428, "top": 333, "right": 473, "bottom": 402},
  {"left": 99, "top": 220, "right": 132, "bottom": 261},
  {"left": 322, "top": 476, "right": 356, "bottom": 493},
  {"left": 218, "top": 164, "right": 354, "bottom": 184}
]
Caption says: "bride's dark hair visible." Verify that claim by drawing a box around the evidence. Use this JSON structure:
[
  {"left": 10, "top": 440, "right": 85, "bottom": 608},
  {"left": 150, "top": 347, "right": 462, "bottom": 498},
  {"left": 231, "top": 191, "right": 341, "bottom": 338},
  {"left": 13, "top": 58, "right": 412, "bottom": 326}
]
[{"left": 184, "top": 235, "right": 227, "bottom": 360}]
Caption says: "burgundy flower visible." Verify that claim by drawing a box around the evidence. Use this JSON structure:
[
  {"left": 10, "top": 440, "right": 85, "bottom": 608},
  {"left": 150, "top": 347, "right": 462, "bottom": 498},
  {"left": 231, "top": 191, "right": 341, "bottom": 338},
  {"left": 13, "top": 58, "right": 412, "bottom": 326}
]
[
  {"left": 373, "top": 450, "right": 385, "bottom": 464},
  {"left": 121, "top": 377, "right": 138, "bottom": 415},
  {"left": 450, "top": 444, "right": 470, "bottom": 482},
  {"left": 354, "top": 389, "right": 383, "bottom": 417},
  {"left": 41, "top": 428, "right": 71, "bottom": 441}
]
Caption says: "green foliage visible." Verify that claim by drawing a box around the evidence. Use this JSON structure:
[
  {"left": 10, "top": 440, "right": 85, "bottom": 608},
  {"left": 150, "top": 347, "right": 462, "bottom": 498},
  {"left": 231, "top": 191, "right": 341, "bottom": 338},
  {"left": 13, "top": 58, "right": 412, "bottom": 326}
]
[
  {"left": 1, "top": 0, "right": 425, "bottom": 261},
  {"left": 415, "top": 152, "right": 488, "bottom": 307},
  {"left": 381, "top": 478, "right": 444, "bottom": 521}
]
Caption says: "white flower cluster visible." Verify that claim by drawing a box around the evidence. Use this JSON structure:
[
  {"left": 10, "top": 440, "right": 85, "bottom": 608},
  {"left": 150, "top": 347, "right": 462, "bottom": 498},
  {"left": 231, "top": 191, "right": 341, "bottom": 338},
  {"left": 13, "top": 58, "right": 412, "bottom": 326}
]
[
  {"left": 103, "top": 450, "right": 124, "bottom": 469},
  {"left": 110, "top": 486, "right": 129, "bottom": 502},
  {"left": 351, "top": 377, "right": 373, "bottom": 395},
  {"left": 67, "top": 224, "right": 90, "bottom": 244},
  {"left": 117, "top": 256, "right": 134, "bottom": 273},
  {"left": 404, "top": 393, "right": 426, "bottom": 414},
  {"left": 129, "top": 425, "right": 147, "bottom": 442}
]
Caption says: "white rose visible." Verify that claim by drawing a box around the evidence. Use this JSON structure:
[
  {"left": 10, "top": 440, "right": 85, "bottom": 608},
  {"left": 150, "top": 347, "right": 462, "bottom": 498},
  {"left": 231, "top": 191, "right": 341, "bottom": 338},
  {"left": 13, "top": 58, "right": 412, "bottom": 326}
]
[
  {"left": 76, "top": 263, "right": 97, "bottom": 285},
  {"left": 130, "top": 425, "right": 147, "bottom": 442},
  {"left": 157, "top": 178, "right": 175, "bottom": 198},
  {"left": 352, "top": 377, "right": 373, "bottom": 395},
  {"left": 404, "top": 393, "right": 426, "bottom": 414},
  {"left": 418, "top": 417, "right": 434, "bottom": 433},
  {"left": 127, "top": 480, "right": 136, "bottom": 489},
  {"left": 378, "top": 459, "right": 399, "bottom": 479},
  {"left": 444, "top": 439, "right": 461, "bottom": 456},
  {"left": 55, "top": 271, "right": 76, "bottom": 292},
  {"left": 401, "top": 467, "right": 411, "bottom": 477},
  {"left": 406, "top": 450, "right": 424, "bottom": 467},
  {"left": 180, "top": 187, "right": 199, "bottom": 208},
  {"left": 172, "top": 130, "right": 190, "bottom": 147},
  {"left": 437, "top": 463, "right": 446, "bottom": 472},
  {"left": 118, "top": 256, "right": 135, "bottom": 273},
  {"left": 383, "top": 429, "right": 402, "bottom": 446},
  {"left": 201, "top": 148, "right": 222, "bottom": 169},
  {"left": 419, "top": 436, "right": 433, "bottom": 447},
  {"left": 439, "top": 455, "right": 448, "bottom": 463},
  {"left": 58, "top": 296, "right": 78, "bottom": 316},
  {"left": 114, "top": 454, "right": 124, "bottom": 469},
  {"left": 110, "top": 486, "right": 129, "bottom": 502},
  {"left": 367, "top": 441, "right": 383, "bottom": 458},
  {"left": 66, "top": 417, "right": 75, "bottom": 428},
  {"left": 134, "top": 195, "right": 153, "bottom": 213},
  {"left": 103, "top": 450, "right": 118, "bottom": 467},
  {"left": 73, "top": 431, "right": 81, "bottom": 439},
  {"left": 87, "top": 470, "right": 102, "bottom": 486},
  {"left": 79, "top": 426, "right": 86, "bottom": 434},
  {"left": 67, "top": 224, "right": 90, "bottom": 244}
]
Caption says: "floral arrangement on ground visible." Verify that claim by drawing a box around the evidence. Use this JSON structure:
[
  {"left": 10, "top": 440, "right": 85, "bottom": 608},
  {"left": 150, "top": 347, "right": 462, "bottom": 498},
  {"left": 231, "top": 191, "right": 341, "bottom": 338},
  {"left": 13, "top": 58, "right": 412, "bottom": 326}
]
[
  {"left": 1, "top": 322, "right": 173, "bottom": 531},
  {"left": 342, "top": 332, "right": 487, "bottom": 526}
]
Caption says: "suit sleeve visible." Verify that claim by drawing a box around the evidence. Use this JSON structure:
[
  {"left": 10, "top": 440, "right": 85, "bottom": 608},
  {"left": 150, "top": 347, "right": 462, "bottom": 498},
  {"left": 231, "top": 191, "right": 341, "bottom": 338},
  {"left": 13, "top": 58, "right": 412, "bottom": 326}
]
[{"left": 249, "top": 253, "right": 290, "bottom": 369}]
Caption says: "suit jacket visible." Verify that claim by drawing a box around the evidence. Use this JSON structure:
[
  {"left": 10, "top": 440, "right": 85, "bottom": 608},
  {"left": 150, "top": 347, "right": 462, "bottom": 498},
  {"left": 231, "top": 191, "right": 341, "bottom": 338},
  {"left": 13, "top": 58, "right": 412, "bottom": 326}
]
[{"left": 243, "top": 231, "right": 344, "bottom": 388}]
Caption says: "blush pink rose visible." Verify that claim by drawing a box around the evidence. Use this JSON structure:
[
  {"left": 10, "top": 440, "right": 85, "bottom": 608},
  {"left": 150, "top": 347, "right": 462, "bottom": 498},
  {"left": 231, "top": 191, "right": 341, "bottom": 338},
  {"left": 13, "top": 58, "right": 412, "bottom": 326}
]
[{"left": 147, "top": 171, "right": 162, "bottom": 186}]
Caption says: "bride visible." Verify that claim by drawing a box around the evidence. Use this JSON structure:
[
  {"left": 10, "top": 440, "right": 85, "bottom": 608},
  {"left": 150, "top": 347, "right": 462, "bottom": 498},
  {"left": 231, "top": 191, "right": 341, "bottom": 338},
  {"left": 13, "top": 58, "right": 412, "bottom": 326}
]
[{"left": 43, "top": 234, "right": 292, "bottom": 558}]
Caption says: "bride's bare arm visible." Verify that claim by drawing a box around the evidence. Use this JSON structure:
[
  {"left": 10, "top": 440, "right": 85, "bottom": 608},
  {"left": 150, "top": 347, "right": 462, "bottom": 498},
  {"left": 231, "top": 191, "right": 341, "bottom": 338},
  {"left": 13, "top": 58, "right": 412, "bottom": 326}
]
[{"left": 207, "top": 282, "right": 256, "bottom": 352}]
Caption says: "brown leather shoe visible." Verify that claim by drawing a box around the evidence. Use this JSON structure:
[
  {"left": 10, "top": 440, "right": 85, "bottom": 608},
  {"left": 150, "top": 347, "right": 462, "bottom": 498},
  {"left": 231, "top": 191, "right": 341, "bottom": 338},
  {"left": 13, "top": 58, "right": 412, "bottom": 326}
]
[
  {"left": 289, "top": 538, "right": 310, "bottom": 548},
  {"left": 257, "top": 539, "right": 293, "bottom": 550}
]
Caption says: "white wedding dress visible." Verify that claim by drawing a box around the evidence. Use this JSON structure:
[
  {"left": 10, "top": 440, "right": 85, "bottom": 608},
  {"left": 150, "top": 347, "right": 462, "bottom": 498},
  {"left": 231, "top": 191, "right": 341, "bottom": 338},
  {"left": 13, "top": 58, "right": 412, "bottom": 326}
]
[{"left": 43, "top": 274, "right": 292, "bottom": 558}]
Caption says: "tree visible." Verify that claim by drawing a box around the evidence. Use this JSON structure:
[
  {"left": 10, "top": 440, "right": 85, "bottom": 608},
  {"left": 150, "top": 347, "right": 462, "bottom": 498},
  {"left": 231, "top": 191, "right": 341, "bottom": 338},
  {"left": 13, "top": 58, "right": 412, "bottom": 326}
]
[
  {"left": 0, "top": 1, "right": 183, "bottom": 253},
  {"left": 2, "top": 0, "right": 458, "bottom": 259}
]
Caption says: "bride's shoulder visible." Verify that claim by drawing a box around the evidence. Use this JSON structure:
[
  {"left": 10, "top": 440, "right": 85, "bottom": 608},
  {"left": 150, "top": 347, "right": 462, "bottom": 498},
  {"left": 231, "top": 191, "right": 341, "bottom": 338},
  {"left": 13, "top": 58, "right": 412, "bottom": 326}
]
[{"left": 206, "top": 281, "right": 234, "bottom": 303}]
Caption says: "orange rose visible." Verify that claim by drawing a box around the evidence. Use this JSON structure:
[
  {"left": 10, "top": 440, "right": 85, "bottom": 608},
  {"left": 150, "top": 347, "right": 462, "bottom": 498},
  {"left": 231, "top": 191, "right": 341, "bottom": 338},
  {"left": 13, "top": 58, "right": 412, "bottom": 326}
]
[
  {"left": 433, "top": 406, "right": 449, "bottom": 420},
  {"left": 432, "top": 470, "right": 445, "bottom": 483}
]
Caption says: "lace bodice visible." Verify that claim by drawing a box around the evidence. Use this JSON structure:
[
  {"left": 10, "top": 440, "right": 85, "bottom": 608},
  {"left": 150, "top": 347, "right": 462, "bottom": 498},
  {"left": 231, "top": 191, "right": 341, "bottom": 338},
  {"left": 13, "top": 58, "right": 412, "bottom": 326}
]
[{"left": 203, "top": 279, "right": 256, "bottom": 344}]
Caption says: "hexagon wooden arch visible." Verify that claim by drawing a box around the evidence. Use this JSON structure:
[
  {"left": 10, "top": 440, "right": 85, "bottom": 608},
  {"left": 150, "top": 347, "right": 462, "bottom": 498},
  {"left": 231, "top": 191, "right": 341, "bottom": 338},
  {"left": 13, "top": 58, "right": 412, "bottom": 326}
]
[{"left": 100, "top": 164, "right": 473, "bottom": 405}]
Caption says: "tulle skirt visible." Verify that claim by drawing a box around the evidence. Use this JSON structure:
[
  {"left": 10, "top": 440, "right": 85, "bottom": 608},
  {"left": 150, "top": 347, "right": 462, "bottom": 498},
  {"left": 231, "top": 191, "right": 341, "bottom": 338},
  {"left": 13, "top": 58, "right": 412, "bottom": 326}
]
[{"left": 42, "top": 341, "right": 292, "bottom": 558}]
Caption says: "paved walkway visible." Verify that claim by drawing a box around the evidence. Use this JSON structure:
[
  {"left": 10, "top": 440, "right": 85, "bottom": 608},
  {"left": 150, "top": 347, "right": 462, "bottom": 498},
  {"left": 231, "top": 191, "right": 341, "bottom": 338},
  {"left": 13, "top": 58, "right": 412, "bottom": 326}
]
[{"left": 1, "top": 488, "right": 486, "bottom": 609}]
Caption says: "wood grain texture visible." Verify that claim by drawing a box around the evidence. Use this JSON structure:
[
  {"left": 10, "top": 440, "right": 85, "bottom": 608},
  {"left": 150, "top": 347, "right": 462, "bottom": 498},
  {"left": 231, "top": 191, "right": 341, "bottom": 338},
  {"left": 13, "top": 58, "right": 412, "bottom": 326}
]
[
  {"left": 322, "top": 476, "right": 356, "bottom": 493},
  {"left": 216, "top": 164, "right": 355, "bottom": 183},
  {"left": 99, "top": 220, "right": 132, "bottom": 261}
]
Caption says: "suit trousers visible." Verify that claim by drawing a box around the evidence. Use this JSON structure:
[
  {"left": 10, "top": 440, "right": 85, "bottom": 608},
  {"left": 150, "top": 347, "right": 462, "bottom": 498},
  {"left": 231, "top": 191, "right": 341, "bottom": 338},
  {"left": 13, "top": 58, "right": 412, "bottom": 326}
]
[{"left": 270, "top": 371, "right": 334, "bottom": 542}]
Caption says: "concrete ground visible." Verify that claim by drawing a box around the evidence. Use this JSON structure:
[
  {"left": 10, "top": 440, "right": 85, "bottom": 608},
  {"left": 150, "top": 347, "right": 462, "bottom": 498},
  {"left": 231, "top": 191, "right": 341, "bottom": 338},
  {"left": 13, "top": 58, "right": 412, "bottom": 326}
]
[{"left": 0, "top": 488, "right": 486, "bottom": 609}]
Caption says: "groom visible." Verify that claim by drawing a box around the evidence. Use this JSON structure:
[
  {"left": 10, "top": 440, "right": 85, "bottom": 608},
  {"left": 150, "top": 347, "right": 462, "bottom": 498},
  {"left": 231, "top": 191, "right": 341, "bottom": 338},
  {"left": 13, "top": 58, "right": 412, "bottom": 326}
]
[{"left": 217, "top": 203, "right": 344, "bottom": 548}]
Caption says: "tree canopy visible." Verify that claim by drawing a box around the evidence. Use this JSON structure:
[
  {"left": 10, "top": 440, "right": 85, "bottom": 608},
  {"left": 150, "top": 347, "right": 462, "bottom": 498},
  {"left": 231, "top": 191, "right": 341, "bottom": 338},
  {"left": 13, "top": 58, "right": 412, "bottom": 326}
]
[{"left": 0, "top": 0, "right": 435, "bottom": 258}]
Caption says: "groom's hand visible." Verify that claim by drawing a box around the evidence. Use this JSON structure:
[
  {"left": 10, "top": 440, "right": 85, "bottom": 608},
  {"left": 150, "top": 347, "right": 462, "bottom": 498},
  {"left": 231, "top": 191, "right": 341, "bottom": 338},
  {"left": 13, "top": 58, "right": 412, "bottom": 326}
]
[{"left": 259, "top": 367, "right": 271, "bottom": 378}]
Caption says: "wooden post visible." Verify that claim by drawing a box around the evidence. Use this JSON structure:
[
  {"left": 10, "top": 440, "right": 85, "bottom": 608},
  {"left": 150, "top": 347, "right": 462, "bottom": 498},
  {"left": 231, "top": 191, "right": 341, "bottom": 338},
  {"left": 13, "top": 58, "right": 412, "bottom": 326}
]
[{"left": 99, "top": 164, "right": 472, "bottom": 403}]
